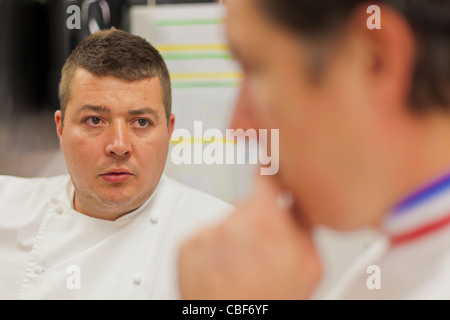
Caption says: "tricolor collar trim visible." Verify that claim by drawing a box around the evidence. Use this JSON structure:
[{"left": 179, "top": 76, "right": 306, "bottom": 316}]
[
  {"left": 387, "top": 170, "right": 450, "bottom": 247},
  {"left": 392, "top": 171, "right": 450, "bottom": 215}
]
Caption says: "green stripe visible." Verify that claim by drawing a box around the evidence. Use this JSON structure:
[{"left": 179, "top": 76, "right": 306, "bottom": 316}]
[
  {"left": 156, "top": 18, "right": 223, "bottom": 27},
  {"left": 162, "top": 53, "right": 233, "bottom": 60},
  {"left": 171, "top": 81, "right": 240, "bottom": 89}
]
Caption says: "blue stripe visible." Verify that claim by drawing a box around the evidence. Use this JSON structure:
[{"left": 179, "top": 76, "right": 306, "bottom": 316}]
[{"left": 393, "top": 171, "right": 450, "bottom": 215}]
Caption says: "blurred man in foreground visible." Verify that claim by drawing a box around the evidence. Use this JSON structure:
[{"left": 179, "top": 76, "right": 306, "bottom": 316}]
[{"left": 178, "top": 0, "right": 450, "bottom": 299}]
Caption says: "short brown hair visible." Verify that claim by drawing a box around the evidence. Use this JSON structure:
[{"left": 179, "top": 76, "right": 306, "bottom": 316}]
[
  {"left": 256, "top": 0, "right": 450, "bottom": 112},
  {"left": 59, "top": 28, "right": 172, "bottom": 123}
]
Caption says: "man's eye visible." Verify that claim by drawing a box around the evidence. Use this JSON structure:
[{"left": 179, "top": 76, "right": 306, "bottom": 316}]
[
  {"left": 135, "top": 118, "right": 151, "bottom": 127},
  {"left": 85, "top": 117, "right": 102, "bottom": 126}
]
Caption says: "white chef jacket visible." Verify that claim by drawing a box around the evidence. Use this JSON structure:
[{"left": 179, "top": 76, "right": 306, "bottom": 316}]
[
  {"left": 324, "top": 170, "right": 450, "bottom": 299},
  {"left": 0, "top": 174, "right": 233, "bottom": 300}
]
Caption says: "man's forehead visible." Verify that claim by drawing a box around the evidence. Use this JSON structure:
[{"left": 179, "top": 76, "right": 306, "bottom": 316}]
[
  {"left": 69, "top": 69, "right": 162, "bottom": 103},
  {"left": 67, "top": 68, "right": 164, "bottom": 114},
  {"left": 225, "top": 0, "right": 270, "bottom": 49},
  {"left": 72, "top": 68, "right": 159, "bottom": 89}
]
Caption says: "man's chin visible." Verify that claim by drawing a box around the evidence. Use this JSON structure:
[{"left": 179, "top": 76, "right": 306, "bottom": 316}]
[
  {"left": 97, "top": 195, "right": 141, "bottom": 212},
  {"left": 86, "top": 188, "right": 142, "bottom": 214}
]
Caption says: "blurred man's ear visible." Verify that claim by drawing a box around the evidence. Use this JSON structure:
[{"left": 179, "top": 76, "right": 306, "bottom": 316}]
[
  {"left": 167, "top": 114, "right": 175, "bottom": 139},
  {"left": 54, "top": 110, "right": 63, "bottom": 149},
  {"left": 229, "top": 79, "right": 258, "bottom": 132},
  {"left": 349, "top": 4, "right": 416, "bottom": 110}
]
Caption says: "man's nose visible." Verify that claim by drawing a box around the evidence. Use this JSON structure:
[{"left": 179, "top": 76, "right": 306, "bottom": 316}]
[{"left": 105, "top": 121, "right": 132, "bottom": 157}]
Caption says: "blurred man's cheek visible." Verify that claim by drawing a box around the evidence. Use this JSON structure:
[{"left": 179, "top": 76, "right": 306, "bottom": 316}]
[{"left": 247, "top": 77, "right": 272, "bottom": 127}]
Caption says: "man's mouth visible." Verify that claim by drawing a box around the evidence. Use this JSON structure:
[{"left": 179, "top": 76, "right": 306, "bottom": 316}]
[{"left": 100, "top": 169, "right": 134, "bottom": 183}]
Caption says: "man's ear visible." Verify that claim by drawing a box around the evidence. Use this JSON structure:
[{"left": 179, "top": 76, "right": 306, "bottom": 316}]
[
  {"left": 55, "top": 110, "right": 63, "bottom": 149},
  {"left": 348, "top": 4, "right": 417, "bottom": 109},
  {"left": 167, "top": 114, "right": 175, "bottom": 139}
]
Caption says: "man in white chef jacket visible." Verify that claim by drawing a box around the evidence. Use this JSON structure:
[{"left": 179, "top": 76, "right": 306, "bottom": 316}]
[{"left": 0, "top": 28, "right": 232, "bottom": 299}]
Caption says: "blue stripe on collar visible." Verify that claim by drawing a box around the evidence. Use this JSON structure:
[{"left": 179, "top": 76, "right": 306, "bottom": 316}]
[{"left": 392, "top": 171, "right": 450, "bottom": 215}]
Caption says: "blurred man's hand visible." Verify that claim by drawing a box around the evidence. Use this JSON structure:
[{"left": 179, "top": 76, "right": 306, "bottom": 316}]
[{"left": 177, "top": 174, "right": 322, "bottom": 300}]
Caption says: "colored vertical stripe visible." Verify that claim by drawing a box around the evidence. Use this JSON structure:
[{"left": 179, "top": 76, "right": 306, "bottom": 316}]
[
  {"left": 171, "top": 81, "right": 240, "bottom": 89},
  {"left": 162, "top": 53, "right": 233, "bottom": 60},
  {"left": 157, "top": 44, "right": 229, "bottom": 52},
  {"left": 170, "top": 72, "right": 242, "bottom": 80},
  {"left": 170, "top": 137, "right": 237, "bottom": 144}
]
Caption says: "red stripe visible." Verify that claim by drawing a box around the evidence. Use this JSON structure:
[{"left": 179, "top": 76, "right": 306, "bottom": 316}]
[{"left": 390, "top": 213, "right": 450, "bottom": 247}]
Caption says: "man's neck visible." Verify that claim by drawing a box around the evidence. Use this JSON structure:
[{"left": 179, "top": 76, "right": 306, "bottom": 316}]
[{"left": 388, "top": 111, "right": 450, "bottom": 215}]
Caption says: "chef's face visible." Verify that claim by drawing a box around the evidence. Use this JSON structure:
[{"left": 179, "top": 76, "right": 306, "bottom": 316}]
[
  {"left": 55, "top": 68, "right": 174, "bottom": 220},
  {"left": 226, "top": 0, "right": 383, "bottom": 229}
]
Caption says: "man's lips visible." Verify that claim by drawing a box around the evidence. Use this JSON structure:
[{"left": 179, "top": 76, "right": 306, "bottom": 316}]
[{"left": 99, "top": 170, "right": 134, "bottom": 183}]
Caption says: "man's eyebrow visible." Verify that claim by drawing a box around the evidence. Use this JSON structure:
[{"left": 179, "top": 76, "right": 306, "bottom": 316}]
[
  {"left": 78, "top": 105, "right": 111, "bottom": 114},
  {"left": 77, "top": 105, "right": 159, "bottom": 119},
  {"left": 128, "top": 107, "right": 160, "bottom": 119}
]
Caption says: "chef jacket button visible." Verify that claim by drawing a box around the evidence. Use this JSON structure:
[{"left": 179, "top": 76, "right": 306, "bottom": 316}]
[
  {"left": 55, "top": 207, "right": 64, "bottom": 215},
  {"left": 150, "top": 217, "right": 158, "bottom": 224},
  {"left": 34, "top": 265, "right": 45, "bottom": 275},
  {"left": 133, "top": 275, "right": 142, "bottom": 285}
]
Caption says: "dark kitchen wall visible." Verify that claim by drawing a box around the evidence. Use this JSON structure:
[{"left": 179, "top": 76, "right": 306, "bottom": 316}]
[
  {"left": 0, "top": 0, "right": 150, "bottom": 117},
  {"left": 0, "top": 0, "right": 48, "bottom": 117}
]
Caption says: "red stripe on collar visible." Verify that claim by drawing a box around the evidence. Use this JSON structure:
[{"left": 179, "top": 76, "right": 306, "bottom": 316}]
[{"left": 390, "top": 213, "right": 450, "bottom": 247}]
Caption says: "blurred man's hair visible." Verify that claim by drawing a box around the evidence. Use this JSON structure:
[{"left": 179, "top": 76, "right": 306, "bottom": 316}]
[
  {"left": 59, "top": 28, "right": 171, "bottom": 123},
  {"left": 257, "top": 0, "right": 450, "bottom": 112}
]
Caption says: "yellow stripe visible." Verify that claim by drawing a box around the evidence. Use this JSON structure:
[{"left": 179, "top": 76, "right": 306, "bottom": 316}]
[
  {"left": 157, "top": 44, "right": 229, "bottom": 52},
  {"left": 170, "top": 72, "right": 242, "bottom": 80},
  {"left": 170, "top": 137, "right": 238, "bottom": 144}
]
